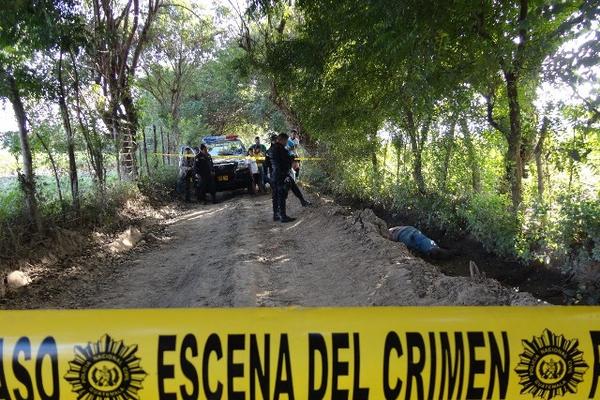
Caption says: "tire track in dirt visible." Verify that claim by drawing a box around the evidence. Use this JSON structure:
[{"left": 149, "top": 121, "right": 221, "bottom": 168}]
[{"left": 84, "top": 201, "right": 251, "bottom": 308}]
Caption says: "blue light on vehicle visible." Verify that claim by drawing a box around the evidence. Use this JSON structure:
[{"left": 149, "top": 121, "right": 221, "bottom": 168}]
[{"left": 201, "top": 135, "right": 226, "bottom": 144}]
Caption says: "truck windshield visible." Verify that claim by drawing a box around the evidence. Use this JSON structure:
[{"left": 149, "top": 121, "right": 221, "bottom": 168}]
[{"left": 208, "top": 140, "right": 245, "bottom": 156}]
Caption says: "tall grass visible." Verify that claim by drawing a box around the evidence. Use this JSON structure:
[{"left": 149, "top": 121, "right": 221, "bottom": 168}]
[{"left": 0, "top": 165, "right": 178, "bottom": 260}]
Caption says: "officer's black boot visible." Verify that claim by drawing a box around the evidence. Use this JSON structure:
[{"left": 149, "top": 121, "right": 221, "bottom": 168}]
[
  {"left": 279, "top": 196, "right": 295, "bottom": 223},
  {"left": 280, "top": 215, "right": 296, "bottom": 223}
]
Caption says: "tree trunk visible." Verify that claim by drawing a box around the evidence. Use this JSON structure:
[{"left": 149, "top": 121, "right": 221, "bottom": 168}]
[
  {"left": 382, "top": 142, "right": 389, "bottom": 182},
  {"left": 138, "top": 144, "right": 144, "bottom": 176},
  {"left": 534, "top": 117, "right": 550, "bottom": 201},
  {"left": 58, "top": 52, "right": 79, "bottom": 211},
  {"left": 393, "top": 133, "right": 405, "bottom": 185},
  {"left": 396, "top": 145, "right": 401, "bottom": 185},
  {"left": 142, "top": 126, "right": 150, "bottom": 176},
  {"left": 439, "top": 119, "right": 456, "bottom": 190},
  {"left": 120, "top": 88, "right": 139, "bottom": 180},
  {"left": 89, "top": 121, "right": 106, "bottom": 187},
  {"left": 171, "top": 123, "right": 179, "bottom": 162},
  {"left": 84, "top": 151, "right": 93, "bottom": 178},
  {"left": 90, "top": 0, "right": 161, "bottom": 181},
  {"left": 70, "top": 50, "right": 105, "bottom": 188},
  {"left": 268, "top": 81, "right": 313, "bottom": 149},
  {"left": 153, "top": 124, "right": 158, "bottom": 169},
  {"left": 504, "top": 71, "right": 523, "bottom": 213},
  {"left": 160, "top": 125, "right": 166, "bottom": 165},
  {"left": 6, "top": 73, "right": 42, "bottom": 232},
  {"left": 404, "top": 108, "right": 427, "bottom": 194},
  {"left": 110, "top": 111, "right": 122, "bottom": 181},
  {"left": 166, "top": 126, "right": 171, "bottom": 165},
  {"left": 170, "top": 102, "right": 181, "bottom": 154},
  {"left": 368, "top": 130, "right": 380, "bottom": 193},
  {"left": 33, "top": 131, "right": 64, "bottom": 216},
  {"left": 460, "top": 118, "right": 481, "bottom": 193},
  {"left": 568, "top": 159, "right": 575, "bottom": 191},
  {"left": 412, "top": 144, "right": 425, "bottom": 193},
  {"left": 371, "top": 149, "right": 379, "bottom": 190}
]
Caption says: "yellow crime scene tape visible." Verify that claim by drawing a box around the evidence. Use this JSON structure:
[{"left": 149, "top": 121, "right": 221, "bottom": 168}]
[{"left": 0, "top": 306, "right": 599, "bottom": 399}]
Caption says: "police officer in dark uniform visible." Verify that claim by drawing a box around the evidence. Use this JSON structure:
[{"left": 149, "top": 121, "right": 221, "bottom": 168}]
[
  {"left": 264, "top": 134, "right": 277, "bottom": 188},
  {"left": 194, "top": 144, "right": 217, "bottom": 204},
  {"left": 178, "top": 147, "right": 195, "bottom": 202},
  {"left": 270, "top": 133, "right": 295, "bottom": 223}
]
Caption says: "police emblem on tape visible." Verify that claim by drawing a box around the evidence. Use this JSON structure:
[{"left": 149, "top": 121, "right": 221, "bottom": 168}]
[
  {"left": 515, "top": 329, "right": 588, "bottom": 399},
  {"left": 65, "top": 334, "right": 147, "bottom": 400}
]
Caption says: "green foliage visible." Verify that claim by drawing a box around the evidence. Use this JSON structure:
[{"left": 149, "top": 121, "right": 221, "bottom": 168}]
[
  {"left": 0, "top": 173, "right": 141, "bottom": 257},
  {"left": 0, "top": 131, "right": 20, "bottom": 157},
  {"left": 459, "top": 192, "right": 521, "bottom": 260},
  {"left": 0, "top": 178, "right": 22, "bottom": 220},
  {"left": 138, "top": 39, "right": 289, "bottom": 148},
  {"left": 0, "top": 0, "right": 82, "bottom": 96},
  {"left": 557, "top": 194, "right": 600, "bottom": 261},
  {"left": 138, "top": 165, "right": 178, "bottom": 201}
]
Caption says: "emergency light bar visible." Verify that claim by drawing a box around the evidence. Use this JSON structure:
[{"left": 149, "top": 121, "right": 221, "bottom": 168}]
[
  {"left": 201, "top": 135, "right": 224, "bottom": 144},
  {"left": 201, "top": 135, "right": 240, "bottom": 144}
]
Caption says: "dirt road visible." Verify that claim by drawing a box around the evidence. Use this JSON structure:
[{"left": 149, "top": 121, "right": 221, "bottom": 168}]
[{"left": 2, "top": 192, "right": 540, "bottom": 308}]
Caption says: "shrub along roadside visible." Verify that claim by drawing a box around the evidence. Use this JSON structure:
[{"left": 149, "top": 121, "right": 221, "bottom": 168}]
[
  {"left": 137, "top": 165, "right": 179, "bottom": 202},
  {"left": 0, "top": 165, "right": 178, "bottom": 263}
]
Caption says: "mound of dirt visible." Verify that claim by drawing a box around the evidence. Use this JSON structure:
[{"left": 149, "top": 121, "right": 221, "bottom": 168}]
[
  {"left": 348, "top": 207, "right": 541, "bottom": 306},
  {"left": 107, "top": 226, "right": 143, "bottom": 253}
]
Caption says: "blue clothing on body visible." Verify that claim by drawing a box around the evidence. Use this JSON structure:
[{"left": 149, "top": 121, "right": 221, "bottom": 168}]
[{"left": 389, "top": 226, "right": 438, "bottom": 254}]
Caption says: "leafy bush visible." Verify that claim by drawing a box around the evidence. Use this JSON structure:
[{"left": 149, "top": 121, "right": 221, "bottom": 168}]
[
  {"left": 457, "top": 192, "right": 522, "bottom": 260},
  {"left": 0, "top": 175, "right": 140, "bottom": 259},
  {"left": 557, "top": 196, "right": 600, "bottom": 261},
  {"left": 0, "top": 181, "right": 25, "bottom": 256},
  {"left": 0, "top": 179, "right": 22, "bottom": 221},
  {"left": 137, "top": 165, "right": 178, "bottom": 201}
]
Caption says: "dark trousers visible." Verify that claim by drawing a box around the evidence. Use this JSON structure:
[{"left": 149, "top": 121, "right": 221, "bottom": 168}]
[
  {"left": 272, "top": 179, "right": 289, "bottom": 217},
  {"left": 289, "top": 178, "right": 306, "bottom": 204},
  {"left": 197, "top": 175, "right": 216, "bottom": 203},
  {"left": 257, "top": 165, "right": 266, "bottom": 192},
  {"left": 178, "top": 170, "right": 194, "bottom": 202}
]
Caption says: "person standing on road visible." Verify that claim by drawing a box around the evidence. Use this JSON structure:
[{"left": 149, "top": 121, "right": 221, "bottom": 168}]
[
  {"left": 178, "top": 146, "right": 195, "bottom": 202},
  {"left": 287, "top": 129, "right": 300, "bottom": 154},
  {"left": 283, "top": 130, "right": 311, "bottom": 207},
  {"left": 270, "top": 133, "right": 295, "bottom": 223},
  {"left": 249, "top": 136, "right": 268, "bottom": 155},
  {"left": 288, "top": 129, "right": 301, "bottom": 180},
  {"left": 264, "top": 134, "right": 277, "bottom": 189},
  {"left": 249, "top": 137, "right": 268, "bottom": 192},
  {"left": 194, "top": 144, "right": 217, "bottom": 204}
]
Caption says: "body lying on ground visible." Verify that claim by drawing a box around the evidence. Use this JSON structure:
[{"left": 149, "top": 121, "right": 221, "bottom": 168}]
[{"left": 388, "top": 226, "right": 450, "bottom": 259}]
